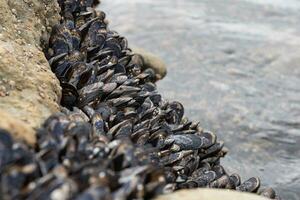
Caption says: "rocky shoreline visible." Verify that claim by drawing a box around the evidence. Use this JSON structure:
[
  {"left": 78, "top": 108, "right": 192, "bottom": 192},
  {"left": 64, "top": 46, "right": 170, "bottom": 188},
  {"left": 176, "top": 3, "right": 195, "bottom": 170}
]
[{"left": 0, "top": 2, "right": 275, "bottom": 198}]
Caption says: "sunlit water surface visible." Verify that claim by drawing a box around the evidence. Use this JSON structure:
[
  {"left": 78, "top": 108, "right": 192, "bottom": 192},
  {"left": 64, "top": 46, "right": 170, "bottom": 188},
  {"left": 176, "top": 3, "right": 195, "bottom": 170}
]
[{"left": 99, "top": 1, "right": 300, "bottom": 199}]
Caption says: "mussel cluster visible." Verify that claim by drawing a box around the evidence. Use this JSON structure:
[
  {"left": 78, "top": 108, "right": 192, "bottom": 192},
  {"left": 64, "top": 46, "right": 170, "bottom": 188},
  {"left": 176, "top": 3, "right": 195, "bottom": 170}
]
[{"left": 0, "top": 0, "right": 280, "bottom": 199}]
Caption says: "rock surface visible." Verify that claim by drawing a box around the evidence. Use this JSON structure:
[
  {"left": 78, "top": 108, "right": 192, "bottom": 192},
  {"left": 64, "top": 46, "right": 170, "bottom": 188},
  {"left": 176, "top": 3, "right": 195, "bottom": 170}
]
[
  {"left": 0, "top": 0, "right": 61, "bottom": 143},
  {"left": 0, "top": 110, "right": 35, "bottom": 145},
  {"left": 132, "top": 47, "right": 167, "bottom": 80},
  {"left": 155, "top": 189, "right": 269, "bottom": 200}
]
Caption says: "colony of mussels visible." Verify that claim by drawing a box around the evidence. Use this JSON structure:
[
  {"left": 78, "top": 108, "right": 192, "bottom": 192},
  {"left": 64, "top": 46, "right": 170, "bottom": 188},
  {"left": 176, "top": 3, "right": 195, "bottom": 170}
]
[{"left": 0, "top": 0, "right": 280, "bottom": 199}]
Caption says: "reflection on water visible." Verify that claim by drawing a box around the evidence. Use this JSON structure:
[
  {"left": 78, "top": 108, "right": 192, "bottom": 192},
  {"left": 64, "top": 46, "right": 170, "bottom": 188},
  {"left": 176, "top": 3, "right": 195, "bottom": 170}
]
[{"left": 100, "top": 0, "right": 300, "bottom": 199}]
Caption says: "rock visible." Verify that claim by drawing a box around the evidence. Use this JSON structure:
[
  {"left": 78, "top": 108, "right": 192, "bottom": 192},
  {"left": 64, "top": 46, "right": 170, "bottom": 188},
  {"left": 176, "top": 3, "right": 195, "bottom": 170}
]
[
  {"left": 132, "top": 47, "right": 167, "bottom": 80},
  {"left": 0, "top": 110, "right": 35, "bottom": 146},
  {"left": 0, "top": 0, "right": 61, "bottom": 143},
  {"left": 155, "top": 189, "right": 269, "bottom": 200}
]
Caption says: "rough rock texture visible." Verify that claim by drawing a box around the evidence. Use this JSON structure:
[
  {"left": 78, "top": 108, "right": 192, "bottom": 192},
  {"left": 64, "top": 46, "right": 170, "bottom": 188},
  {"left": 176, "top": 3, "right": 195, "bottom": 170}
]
[
  {"left": 155, "top": 189, "right": 269, "bottom": 200},
  {"left": 0, "top": 0, "right": 61, "bottom": 141},
  {"left": 0, "top": 110, "right": 35, "bottom": 145},
  {"left": 0, "top": 0, "right": 61, "bottom": 142}
]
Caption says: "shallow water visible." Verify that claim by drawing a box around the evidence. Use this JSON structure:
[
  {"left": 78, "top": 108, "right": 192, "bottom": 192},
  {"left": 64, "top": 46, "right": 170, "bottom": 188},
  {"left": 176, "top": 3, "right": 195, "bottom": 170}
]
[{"left": 100, "top": 1, "right": 300, "bottom": 199}]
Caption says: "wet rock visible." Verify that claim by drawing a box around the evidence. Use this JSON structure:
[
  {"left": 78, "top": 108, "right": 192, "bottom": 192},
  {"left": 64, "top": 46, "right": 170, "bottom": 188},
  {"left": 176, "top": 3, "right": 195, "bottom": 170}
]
[
  {"left": 155, "top": 189, "right": 269, "bottom": 200},
  {"left": 0, "top": 0, "right": 61, "bottom": 141},
  {"left": 132, "top": 47, "right": 167, "bottom": 80}
]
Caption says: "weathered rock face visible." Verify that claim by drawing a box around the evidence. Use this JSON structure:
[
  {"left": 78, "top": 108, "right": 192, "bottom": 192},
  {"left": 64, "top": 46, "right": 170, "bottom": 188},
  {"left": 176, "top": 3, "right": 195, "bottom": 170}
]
[
  {"left": 0, "top": 0, "right": 61, "bottom": 143},
  {"left": 155, "top": 189, "right": 270, "bottom": 200}
]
